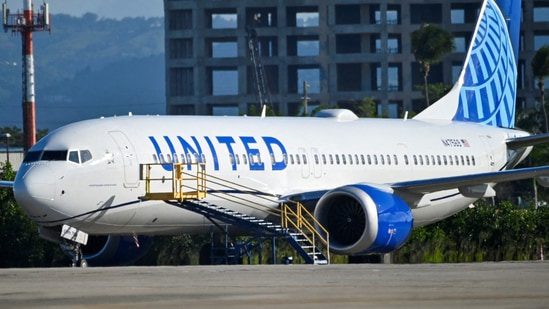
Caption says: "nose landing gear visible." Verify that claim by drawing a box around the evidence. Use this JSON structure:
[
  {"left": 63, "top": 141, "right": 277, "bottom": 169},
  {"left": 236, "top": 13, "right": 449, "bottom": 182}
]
[{"left": 60, "top": 224, "right": 89, "bottom": 268}]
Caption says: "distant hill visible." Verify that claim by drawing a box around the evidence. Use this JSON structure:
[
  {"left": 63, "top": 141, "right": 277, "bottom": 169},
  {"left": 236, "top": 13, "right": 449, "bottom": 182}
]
[{"left": 0, "top": 13, "right": 165, "bottom": 129}]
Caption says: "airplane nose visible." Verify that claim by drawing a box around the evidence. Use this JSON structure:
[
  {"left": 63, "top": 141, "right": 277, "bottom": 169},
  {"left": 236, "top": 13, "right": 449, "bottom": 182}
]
[{"left": 14, "top": 164, "right": 58, "bottom": 219}]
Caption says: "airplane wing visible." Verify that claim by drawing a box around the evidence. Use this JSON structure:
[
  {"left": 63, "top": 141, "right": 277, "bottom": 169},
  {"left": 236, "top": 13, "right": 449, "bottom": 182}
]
[
  {"left": 392, "top": 165, "right": 549, "bottom": 195},
  {"left": 0, "top": 181, "right": 14, "bottom": 188},
  {"left": 506, "top": 133, "right": 549, "bottom": 149}
]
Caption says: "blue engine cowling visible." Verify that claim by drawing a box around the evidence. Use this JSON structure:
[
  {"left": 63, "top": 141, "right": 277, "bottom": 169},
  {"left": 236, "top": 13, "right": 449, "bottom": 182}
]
[
  {"left": 314, "top": 184, "right": 413, "bottom": 255},
  {"left": 63, "top": 235, "right": 153, "bottom": 266}
]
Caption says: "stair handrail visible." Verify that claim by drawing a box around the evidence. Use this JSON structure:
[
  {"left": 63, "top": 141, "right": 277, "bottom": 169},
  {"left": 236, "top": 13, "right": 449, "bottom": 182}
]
[{"left": 281, "top": 202, "right": 330, "bottom": 263}]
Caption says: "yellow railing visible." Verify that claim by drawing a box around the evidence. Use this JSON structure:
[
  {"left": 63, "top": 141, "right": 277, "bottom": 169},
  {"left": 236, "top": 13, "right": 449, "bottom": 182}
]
[
  {"left": 281, "top": 202, "right": 330, "bottom": 264},
  {"left": 141, "top": 162, "right": 206, "bottom": 201}
]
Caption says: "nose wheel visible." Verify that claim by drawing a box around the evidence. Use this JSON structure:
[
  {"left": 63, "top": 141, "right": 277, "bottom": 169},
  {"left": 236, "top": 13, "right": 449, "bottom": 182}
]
[
  {"left": 60, "top": 225, "right": 89, "bottom": 268},
  {"left": 62, "top": 242, "right": 88, "bottom": 268}
]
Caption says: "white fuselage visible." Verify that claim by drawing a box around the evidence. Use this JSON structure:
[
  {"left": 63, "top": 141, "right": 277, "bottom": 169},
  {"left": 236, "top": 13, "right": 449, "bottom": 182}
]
[{"left": 13, "top": 115, "right": 529, "bottom": 235}]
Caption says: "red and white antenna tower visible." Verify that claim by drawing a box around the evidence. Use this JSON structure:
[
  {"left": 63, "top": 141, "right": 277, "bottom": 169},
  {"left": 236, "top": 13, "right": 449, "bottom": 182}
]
[{"left": 2, "top": 0, "right": 50, "bottom": 152}]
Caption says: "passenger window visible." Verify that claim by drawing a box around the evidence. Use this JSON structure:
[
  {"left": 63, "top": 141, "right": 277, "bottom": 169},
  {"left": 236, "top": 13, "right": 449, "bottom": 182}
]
[
  {"left": 393, "top": 155, "right": 398, "bottom": 165},
  {"left": 329, "top": 154, "right": 334, "bottom": 165},
  {"left": 166, "top": 154, "right": 172, "bottom": 163},
  {"left": 229, "top": 154, "right": 235, "bottom": 165},
  {"left": 472, "top": 156, "right": 476, "bottom": 166},
  {"left": 236, "top": 154, "right": 240, "bottom": 165},
  {"left": 322, "top": 154, "right": 327, "bottom": 165},
  {"left": 418, "top": 155, "right": 423, "bottom": 165},
  {"left": 289, "top": 154, "right": 294, "bottom": 165},
  {"left": 404, "top": 155, "right": 409, "bottom": 165},
  {"left": 335, "top": 155, "right": 340, "bottom": 165},
  {"left": 373, "top": 155, "right": 378, "bottom": 165},
  {"left": 461, "top": 156, "right": 465, "bottom": 166},
  {"left": 302, "top": 154, "right": 307, "bottom": 164},
  {"left": 201, "top": 154, "right": 206, "bottom": 163},
  {"left": 243, "top": 154, "right": 248, "bottom": 165},
  {"left": 283, "top": 154, "right": 288, "bottom": 165},
  {"left": 367, "top": 155, "right": 372, "bottom": 165},
  {"left": 455, "top": 155, "right": 459, "bottom": 166},
  {"left": 413, "top": 155, "right": 417, "bottom": 165},
  {"left": 449, "top": 155, "right": 453, "bottom": 165},
  {"left": 80, "top": 150, "right": 92, "bottom": 163},
  {"left": 387, "top": 154, "right": 391, "bottom": 165},
  {"left": 437, "top": 155, "right": 442, "bottom": 165},
  {"left": 160, "top": 154, "right": 166, "bottom": 163},
  {"left": 443, "top": 155, "right": 447, "bottom": 165},
  {"left": 296, "top": 154, "right": 301, "bottom": 165},
  {"left": 69, "top": 151, "right": 80, "bottom": 164},
  {"left": 314, "top": 154, "right": 319, "bottom": 165},
  {"left": 354, "top": 154, "right": 359, "bottom": 165},
  {"left": 342, "top": 155, "right": 346, "bottom": 165},
  {"left": 172, "top": 153, "right": 179, "bottom": 163},
  {"left": 360, "top": 155, "right": 365, "bottom": 165},
  {"left": 380, "top": 155, "right": 385, "bottom": 165},
  {"left": 466, "top": 156, "right": 471, "bottom": 166},
  {"left": 152, "top": 154, "right": 158, "bottom": 163},
  {"left": 431, "top": 155, "right": 435, "bottom": 165},
  {"left": 180, "top": 154, "right": 186, "bottom": 164}
]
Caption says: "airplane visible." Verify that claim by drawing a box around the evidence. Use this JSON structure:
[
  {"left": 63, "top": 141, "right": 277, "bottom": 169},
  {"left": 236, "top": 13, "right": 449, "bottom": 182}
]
[{"left": 1, "top": 0, "right": 549, "bottom": 266}]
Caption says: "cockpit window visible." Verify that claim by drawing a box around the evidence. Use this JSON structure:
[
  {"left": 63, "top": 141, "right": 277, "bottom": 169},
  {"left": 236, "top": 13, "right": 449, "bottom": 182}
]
[
  {"left": 80, "top": 150, "right": 92, "bottom": 163},
  {"left": 68, "top": 151, "right": 80, "bottom": 164},
  {"left": 23, "top": 151, "right": 42, "bottom": 163},
  {"left": 41, "top": 150, "right": 68, "bottom": 161}
]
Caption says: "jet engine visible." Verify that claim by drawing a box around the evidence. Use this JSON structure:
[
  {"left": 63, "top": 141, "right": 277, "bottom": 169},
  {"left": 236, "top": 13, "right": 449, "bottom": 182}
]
[
  {"left": 66, "top": 235, "right": 153, "bottom": 266},
  {"left": 314, "top": 184, "right": 413, "bottom": 255}
]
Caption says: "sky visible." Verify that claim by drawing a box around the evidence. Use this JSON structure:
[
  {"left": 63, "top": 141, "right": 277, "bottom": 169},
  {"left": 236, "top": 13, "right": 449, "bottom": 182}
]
[{"left": 5, "top": 0, "right": 163, "bottom": 19}]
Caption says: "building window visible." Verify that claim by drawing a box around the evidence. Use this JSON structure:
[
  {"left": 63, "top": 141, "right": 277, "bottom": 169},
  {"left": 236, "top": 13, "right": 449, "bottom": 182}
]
[
  {"left": 371, "top": 34, "right": 381, "bottom": 53},
  {"left": 533, "top": 2, "right": 549, "bottom": 22},
  {"left": 247, "top": 65, "right": 279, "bottom": 94},
  {"left": 534, "top": 33, "right": 549, "bottom": 50},
  {"left": 289, "top": 65, "right": 320, "bottom": 94},
  {"left": 211, "top": 105, "right": 239, "bottom": 116},
  {"left": 372, "top": 64, "right": 382, "bottom": 91},
  {"left": 169, "top": 10, "right": 192, "bottom": 30},
  {"left": 335, "top": 5, "right": 361, "bottom": 25},
  {"left": 169, "top": 38, "right": 192, "bottom": 59},
  {"left": 246, "top": 7, "right": 277, "bottom": 27},
  {"left": 170, "top": 68, "right": 193, "bottom": 96},
  {"left": 377, "top": 101, "right": 401, "bottom": 118},
  {"left": 370, "top": 5, "right": 381, "bottom": 24},
  {"left": 288, "top": 7, "right": 319, "bottom": 27},
  {"left": 451, "top": 9, "right": 465, "bottom": 24},
  {"left": 454, "top": 36, "right": 467, "bottom": 53},
  {"left": 210, "top": 39, "right": 237, "bottom": 58},
  {"left": 410, "top": 4, "right": 442, "bottom": 24},
  {"left": 337, "top": 63, "right": 361, "bottom": 92},
  {"left": 209, "top": 11, "right": 237, "bottom": 29},
  {"left": 388, "top": 64, "right": 401, "bottom": 91},
  {"left": 298, "top": 68, "right": 320, "bottom": 94},
  {"left": 452, "top": 62, "right": 462, "bottom": 83},
  {"left": 388, "top": 34, "right": 401, "bottom": 54},
  {"left": 387, "top": 5, "right": 400, "bottom": 25},
  {"left": 336, "top": 34, "right": 361, "bottom": 54},
  {"left": 288, "top": 36, "right": 319, "bottom": 56},
  {"left": 210, "top": 67, "right": 238, "bottom": 95},
  {"left": 257, "top": 37, "right": 278, "bottom": 57}
]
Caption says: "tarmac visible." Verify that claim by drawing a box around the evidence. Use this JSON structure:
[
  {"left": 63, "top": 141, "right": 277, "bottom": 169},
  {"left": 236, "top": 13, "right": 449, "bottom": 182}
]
[{"left": 0, "top": 262, "right": 547, "bottom": 308}]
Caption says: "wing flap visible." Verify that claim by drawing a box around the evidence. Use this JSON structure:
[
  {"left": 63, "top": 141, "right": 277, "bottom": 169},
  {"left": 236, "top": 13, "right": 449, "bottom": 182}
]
[{"left": 392, "top": 166, "right": 549, "bottom": 195}]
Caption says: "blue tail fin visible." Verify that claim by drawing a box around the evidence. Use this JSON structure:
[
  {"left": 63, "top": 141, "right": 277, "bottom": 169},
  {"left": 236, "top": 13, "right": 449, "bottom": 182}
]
[{"left": 414, "top": 0, "right": 521, "bottom": 129}]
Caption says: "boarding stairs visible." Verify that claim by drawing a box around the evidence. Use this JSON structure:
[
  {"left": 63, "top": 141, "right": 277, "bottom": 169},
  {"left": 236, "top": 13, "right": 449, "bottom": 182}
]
[{"left": 140, "top": 163, "right": 330, "bottom": 265}]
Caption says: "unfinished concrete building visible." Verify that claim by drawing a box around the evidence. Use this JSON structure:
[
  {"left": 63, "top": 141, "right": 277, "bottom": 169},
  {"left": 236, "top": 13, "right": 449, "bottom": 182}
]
[{"left": 164, "top": 0, "right": 549, "bottom": 117}]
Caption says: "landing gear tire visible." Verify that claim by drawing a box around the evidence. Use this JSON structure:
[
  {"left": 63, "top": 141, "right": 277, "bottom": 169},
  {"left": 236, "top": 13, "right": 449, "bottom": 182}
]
[{"left": 80, "top": 259, "right": 88, "bottom": 268}]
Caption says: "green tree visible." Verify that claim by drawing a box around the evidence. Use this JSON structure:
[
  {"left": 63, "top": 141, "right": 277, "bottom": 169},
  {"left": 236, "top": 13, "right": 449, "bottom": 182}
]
[
  {"left": 531, "top": 45, "right": 549, "bottom": 133},
  {"left": 411, "top": 24, "right": 454, "bottom": 106}
]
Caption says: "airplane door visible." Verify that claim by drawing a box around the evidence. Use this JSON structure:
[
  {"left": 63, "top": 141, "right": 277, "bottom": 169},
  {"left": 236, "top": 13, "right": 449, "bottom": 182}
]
[
  {"left": 311, "top": 148, "right": 322, "bottom": 178},
  {"left": 298, "top": 147, "right": 310, "bottom": 179},
  {"left": 109, "top": 131, "right": 139, "bottom": 188}
]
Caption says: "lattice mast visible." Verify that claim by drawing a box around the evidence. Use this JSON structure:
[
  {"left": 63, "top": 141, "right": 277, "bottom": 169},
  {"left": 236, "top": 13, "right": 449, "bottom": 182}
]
[{"left": 2, "top": 0, "right": 50, "bottom": 152}]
